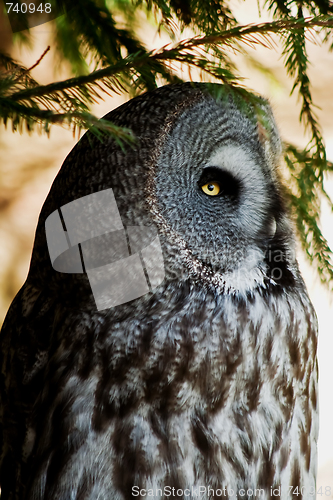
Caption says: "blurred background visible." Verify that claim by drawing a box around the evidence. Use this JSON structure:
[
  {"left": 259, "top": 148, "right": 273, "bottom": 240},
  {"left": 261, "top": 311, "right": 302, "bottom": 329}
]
[{"left": 0, "top": 0, "right": 332, "bottom": 492}]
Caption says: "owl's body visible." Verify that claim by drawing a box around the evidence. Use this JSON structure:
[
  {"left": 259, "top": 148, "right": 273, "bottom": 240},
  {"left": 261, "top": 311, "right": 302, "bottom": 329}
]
[{"left": 0, "top": 83, "right": 318, "bottom": 500}]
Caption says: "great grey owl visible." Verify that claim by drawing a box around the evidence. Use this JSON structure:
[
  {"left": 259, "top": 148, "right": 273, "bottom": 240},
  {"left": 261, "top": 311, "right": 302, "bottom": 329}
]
[{"left": 0, "top": 83, "right": 318, "bottom": 500}]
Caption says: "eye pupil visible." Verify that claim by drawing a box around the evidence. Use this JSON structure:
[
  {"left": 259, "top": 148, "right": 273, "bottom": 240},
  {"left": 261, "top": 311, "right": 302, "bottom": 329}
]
[
  {"left": 201, "top": 181, "right": 220, "bottom": 196},
  {"left": 199, "top": 167, "right": 240, "bottom": 200}
]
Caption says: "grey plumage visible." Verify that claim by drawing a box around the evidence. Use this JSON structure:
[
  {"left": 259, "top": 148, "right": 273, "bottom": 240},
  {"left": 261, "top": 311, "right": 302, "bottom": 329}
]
[{"left": 0, "top": 83, "right": 318, "bottom": 500}]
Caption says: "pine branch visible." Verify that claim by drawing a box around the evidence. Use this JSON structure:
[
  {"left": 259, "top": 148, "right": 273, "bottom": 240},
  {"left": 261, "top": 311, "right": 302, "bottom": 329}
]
[
  {"left": 2, "top": 16, "right": 333, "bottom": 144},
  {"left": 26, "top": 46, "right": 51, "bottom": 72},
  {"left": 285, "top": 144, "right": 333, "bottom": 288},
  {"left": 135, "top": 0, "right": 237, "bottom": 32},
  {"left": 52, "top": 0, "right": 178, "bottom": 88},
  {"left": 0, "top": 95, "right": 135, "bottom": 145},
  {"left": 271, "top": 9, "right": 333, "bottom": 287},
  {"left": 7, "top": 17, "right": 333, "bottom": 103}
]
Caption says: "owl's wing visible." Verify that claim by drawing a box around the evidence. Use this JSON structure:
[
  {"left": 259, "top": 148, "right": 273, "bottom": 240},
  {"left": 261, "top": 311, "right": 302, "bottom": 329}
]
[{"left": 0, "top": 280, "right": 59, "bottom": 500}]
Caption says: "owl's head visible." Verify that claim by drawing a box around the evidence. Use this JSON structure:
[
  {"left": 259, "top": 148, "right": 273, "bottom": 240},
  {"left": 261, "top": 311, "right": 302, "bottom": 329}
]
[
  {"left": 34, "top": 83, "right": 297, "bottom": 306},
  {"left": 145, "top": 84, "right": 295, "bottom": 294}
]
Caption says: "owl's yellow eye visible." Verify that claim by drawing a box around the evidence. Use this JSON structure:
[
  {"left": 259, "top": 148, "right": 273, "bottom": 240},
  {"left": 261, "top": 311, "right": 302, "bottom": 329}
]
[{"left": 201, "top": 181, "right": 221, "bottom": 196}]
